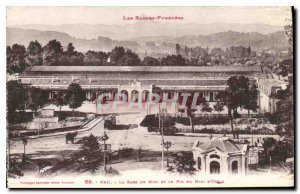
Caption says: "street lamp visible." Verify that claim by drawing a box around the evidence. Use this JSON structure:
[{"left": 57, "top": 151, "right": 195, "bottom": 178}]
[
  {"left": 159, "top": 104, "right": 167, "bottom": 173},
  {"left": 21, "top": 137, "right": 27, "bottom": 163},
  {"left": 164, "top": 141, "right": 172, "bottom": 167},
  {"left": 99, "top": 131, "right": 109, "bottom": 172},
  {"left": 38, "top": 113, "right": 40, "bottom": 137}
]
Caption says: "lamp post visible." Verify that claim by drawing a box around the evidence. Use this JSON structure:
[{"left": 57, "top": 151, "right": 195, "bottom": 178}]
[
  {"left": 38, "top": 113, "right": 40, "bottom": 137},
  {"left": 100, "top": 131, "right": 109, "bottom": 172},
  {"left": 159, "top": 104, "right": 168, "bottom": 173},
  {"left": 21, "top": 137, "right": 27, "bottom": 163},
  {"left": 164, "top": 141, "right": 172, "bottom": 167}
]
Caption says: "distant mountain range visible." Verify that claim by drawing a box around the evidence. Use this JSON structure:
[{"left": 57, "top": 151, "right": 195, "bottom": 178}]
[
  {"left": 6, "top": 28, "right": 139, "bottom": 52},
  {"left": 10, "top": 22, "right": 284, "bottom": 40},
  {"left": 7, "top": 27, "right": 289, "bottom": 53}
]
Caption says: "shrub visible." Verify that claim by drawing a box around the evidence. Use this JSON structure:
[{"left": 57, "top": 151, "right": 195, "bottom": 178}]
[
  {"left": 169, "top": 151, "right": 196, "bottom": 175},
  {"left": 176, "top": 116, "right": 229, "bottom": 126},
  {"left": 77, "top": 134, "right": 102, "bottom": 173}
]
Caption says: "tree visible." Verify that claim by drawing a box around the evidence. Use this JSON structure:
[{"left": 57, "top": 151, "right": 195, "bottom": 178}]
[
  {"left": 263, "top": 137, "right": 293, "bottom": 164},
  {"left": 65, "top": 83, "right": 86, "bottom": 113},
  {"left": 185, "top": 95, "right": 205, "bottom": 132},
  {"left": 42, "top": 41, "right": 86, "bottom": 66},
  {"left": 211, "top": 47, "right": 224, "bottom": 57},
  {"left": 225, "top": 76, "right": 251, "bottom": 116},
  {"left": 273, "top": 23, "right": 293, "bottom": 137},
  {"left": 7, "top": 80, "right": 26, "bottom": 123},
  {"left": 42, "top": 39, "right": 63, "bottom": 66},
  {"left": 175, "top": 44, "right": 181, "bottom": 55},
  {"left": 58, "top": 51, "right": 84, "bottom": 66},
  {"left": 242, "top": 84, "right": 258, "bottom": 115},
  {"left": 26, "top": 41, "right": 43, "bottom": 66},
  {"left": 8, "top": 157, "right": 24, "bottom": 178},
  {"left": 160, "top": 116, "right": 176, "bottom": 135},
  {"left": 109, "top": 47, "right": 125, "bottom": 64},
  {"left": 277, "top": 58, "right": 293, "bottom": 78},
  {"left": 66, "top": 43, "right": 75, "bottom": 54},
  {"left": 273, "top": 79, "right": 293, "bottom": 136},
  {"left": 25, "top": 87, "right": 48, "bottom": 112},
  {"left": 213, "top": 101, "right": 224, "bottom": 112},
  {"left": 201, "top": 101, "right": 212, "bottom": 113},
  {"left": 284, "top": 23, "right": 293, "bottom": 50},
  {"left": 272, "top": 140, "right": 293, "bottom": 163},
  {"left": 246, "top": 46, "right": 252, "bottom": 58},
  {"left": 118, "top": 50, "right": 141, "bottom": 66},
  {"left": 52, "top": 91, "right": 67, "bottom": 112},
  {"left": 84, "top": 50, "right": 108, "bottom": 66},
  {"left": 7, "top": 44, "right": 27, "bottom": 74},
  {"left": 7, "top": 80, "right": 25, "bottom": 112},
  {"left": 56, "top": 42, "right": 85, "bottom": 66},
  {"left": 216, "top": 76, "right": 256, "bottom": 133},
  {"left": 161, "top": 54, "right": 186, "bottom": 66},
  {"left": 169, "top": 152, "right": 196, "bottom": 175},
  {"left": 142, "top": 56, "right": 160, "bottom": 66},
  {"left": 78, "top": 134, "right": 102, "bottom": 173},
  {"left": 262, "top": 137, "right": 277, "bottom": 161}
]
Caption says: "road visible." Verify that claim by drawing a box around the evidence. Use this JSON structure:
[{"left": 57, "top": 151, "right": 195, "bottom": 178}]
[
  {"left": 9, "top": 113, "right": 280, "bottom": 161},
  {"left": 9, "top": 117, "right": 105, "bottom": 159}
]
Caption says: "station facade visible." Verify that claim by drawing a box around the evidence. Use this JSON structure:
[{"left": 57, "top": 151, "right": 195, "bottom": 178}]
[{"left": 19, "top": 65, "right": 266, "bottom": 107}]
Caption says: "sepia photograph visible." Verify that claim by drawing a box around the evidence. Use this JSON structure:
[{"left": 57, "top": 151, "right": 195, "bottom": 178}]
[{"left": 5, "top": 6, "right": 294, "bottom": 188}]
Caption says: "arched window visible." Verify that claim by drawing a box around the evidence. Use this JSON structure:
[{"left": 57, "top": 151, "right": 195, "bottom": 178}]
[{"left": 231, "top": 161, "right": 238, "bottom": 174}]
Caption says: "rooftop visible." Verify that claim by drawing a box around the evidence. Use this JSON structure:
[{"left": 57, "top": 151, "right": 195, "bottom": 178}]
[
  {"left": 194, "top": 136, "right": 247, "bottom": 154},
  {"left": 28, "top": 65, "right": 262, "bottom": 73}
]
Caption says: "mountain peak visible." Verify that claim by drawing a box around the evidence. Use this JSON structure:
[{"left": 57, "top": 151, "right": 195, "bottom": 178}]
[{"left": 11, "top": 23, "right": 283, "bottom": 40}]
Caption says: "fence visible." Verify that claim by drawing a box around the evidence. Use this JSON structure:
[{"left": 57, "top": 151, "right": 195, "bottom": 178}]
[
  {"left": 168, "top": 112, "right": 266, "bottom": 119},
  {"left": 9, "top": 125, "right": 82, "bottom": 139}
]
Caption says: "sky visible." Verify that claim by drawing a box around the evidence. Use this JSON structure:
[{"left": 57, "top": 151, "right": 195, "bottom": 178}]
[{"left": 6, "top": 6, "right": 292, "bottom": 27}]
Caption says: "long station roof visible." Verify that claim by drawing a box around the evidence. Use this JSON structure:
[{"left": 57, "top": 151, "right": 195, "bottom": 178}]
[{"left": 28, "top": 65, "right": 262, "bottom": 73}]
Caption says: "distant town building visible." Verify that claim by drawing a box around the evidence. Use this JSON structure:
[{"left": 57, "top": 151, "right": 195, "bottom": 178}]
[{"left": 258, "top": 79, "right": 288, "bottom": 113}]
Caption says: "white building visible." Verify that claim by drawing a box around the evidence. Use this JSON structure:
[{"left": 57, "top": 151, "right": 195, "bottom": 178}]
[
  {"left": 192, "top": 137, "right": 248, "bottom": 175},
  {"left": 258, "top": 79, "right": 288, "bottom": 113}
]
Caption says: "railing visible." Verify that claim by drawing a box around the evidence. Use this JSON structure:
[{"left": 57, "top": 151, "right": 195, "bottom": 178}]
[
  {"left": 167, "top": 112, "right": 265, "bottom": 118},
  {"left": 9, "top": 125, "right": 81, "bottom": 139}
]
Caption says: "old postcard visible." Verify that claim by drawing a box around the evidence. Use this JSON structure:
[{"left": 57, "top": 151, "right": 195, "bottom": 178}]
[{"left": 6, "top": 6, "right": 294, "bottom": 188}]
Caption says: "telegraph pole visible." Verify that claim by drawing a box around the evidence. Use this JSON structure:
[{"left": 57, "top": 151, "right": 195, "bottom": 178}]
[
  {"left": 38, "top": 114, "right": 40, "bottom": 137},
  {"left": 158, "top": 104, "right": 160, "bottom": 136},
  {"left": 103, "top": 137, "right": 106, "bottom": 171},
  {"left": 161, "top": 107, "right": 164, "bottom": 173},
  {"left": 159, "top": 104, "right": 166, "bottom": 173}
]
